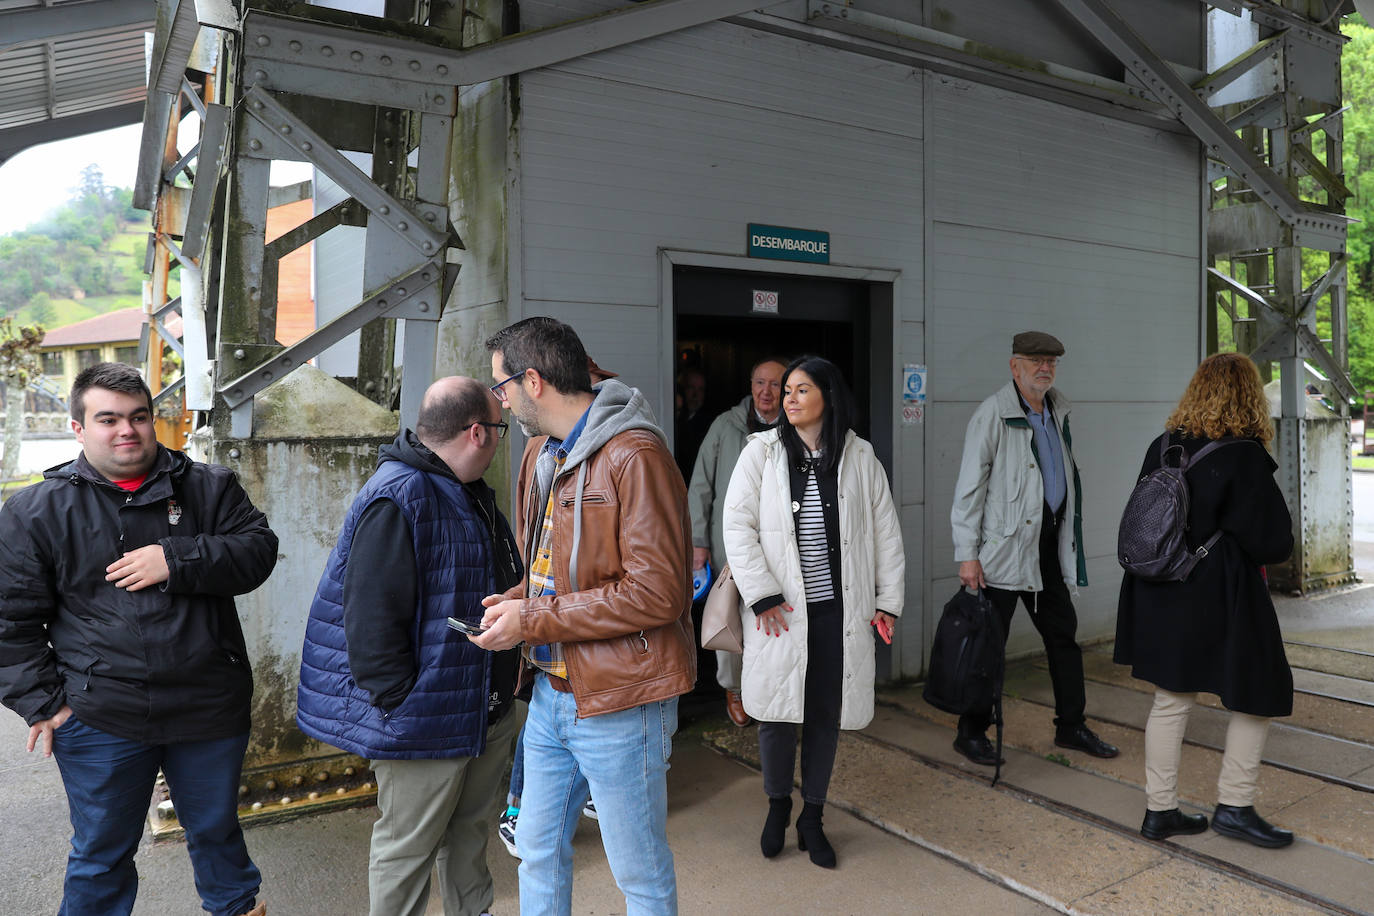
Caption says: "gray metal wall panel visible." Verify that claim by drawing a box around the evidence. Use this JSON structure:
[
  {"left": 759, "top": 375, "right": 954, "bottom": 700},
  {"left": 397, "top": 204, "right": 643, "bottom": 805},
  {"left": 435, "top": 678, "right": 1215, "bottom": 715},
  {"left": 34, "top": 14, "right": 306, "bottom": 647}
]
[
  {"left": 538, "top": 20, "right": 924, "bottom": 138},
  {"left": 519, "top": 67, "right": 923, "bottom": 312},
  {"left": 929, "top": 76, "right": 1200, "bottom": 258}
]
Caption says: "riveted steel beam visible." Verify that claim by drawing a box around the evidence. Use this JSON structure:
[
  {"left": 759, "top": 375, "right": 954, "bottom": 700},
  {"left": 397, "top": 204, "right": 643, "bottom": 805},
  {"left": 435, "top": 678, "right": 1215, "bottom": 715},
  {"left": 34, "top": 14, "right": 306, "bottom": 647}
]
[
  {"left": 1193, "top": 33, "right": 1283, "bottom": 101},
  {"left": 1053, "top": 0, "right": 1349, "bottom": 242},
  {"left": 181, "top": 103, "right": 232, "bottom": 261},
  {"left": 240, "top": 86, "right": 447, "bottom": 258},
  {"left": 218, "top": 260, "right": 444, "bottom": 411}
]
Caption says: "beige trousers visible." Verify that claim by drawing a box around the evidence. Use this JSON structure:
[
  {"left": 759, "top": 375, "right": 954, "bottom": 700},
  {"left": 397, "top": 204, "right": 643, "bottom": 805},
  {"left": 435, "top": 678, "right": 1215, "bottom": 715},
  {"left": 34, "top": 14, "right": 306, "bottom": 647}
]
[{"left": 1144, "top": 688, "right": 1270, "bottom": 811}]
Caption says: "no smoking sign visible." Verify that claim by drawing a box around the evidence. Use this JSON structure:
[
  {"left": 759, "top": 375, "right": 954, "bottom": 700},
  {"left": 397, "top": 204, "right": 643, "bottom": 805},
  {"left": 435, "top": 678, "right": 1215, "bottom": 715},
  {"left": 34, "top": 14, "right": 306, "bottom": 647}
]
[{"left": 751, "top": 290, "right": 779, "bottom": 314}]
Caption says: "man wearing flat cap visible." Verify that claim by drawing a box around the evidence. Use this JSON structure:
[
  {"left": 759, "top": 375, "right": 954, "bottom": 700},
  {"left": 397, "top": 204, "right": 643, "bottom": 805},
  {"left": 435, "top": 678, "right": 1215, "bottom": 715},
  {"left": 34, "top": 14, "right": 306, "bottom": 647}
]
[{"left": 949, "top": 331, "right": 1118, "bottom": 766}]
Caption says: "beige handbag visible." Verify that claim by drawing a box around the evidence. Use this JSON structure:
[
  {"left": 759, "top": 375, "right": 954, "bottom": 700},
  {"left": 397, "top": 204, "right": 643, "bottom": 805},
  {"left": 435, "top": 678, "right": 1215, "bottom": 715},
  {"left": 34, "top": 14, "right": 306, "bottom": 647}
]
[{"left": 700, "top": 563, "right": 744, "bottom": 653}]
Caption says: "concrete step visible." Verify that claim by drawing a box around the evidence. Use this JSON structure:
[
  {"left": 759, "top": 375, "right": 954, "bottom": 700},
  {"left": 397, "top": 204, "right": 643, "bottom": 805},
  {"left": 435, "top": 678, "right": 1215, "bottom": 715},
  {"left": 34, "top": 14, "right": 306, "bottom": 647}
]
[
  {"left": 1292, "top": 668, "right": 1374, "bottom": 709},
  {"left": 1010, "top": 672, "right": 1374, "bottom": 793},
  {"left": 706, "top": 693, "right": 1374, "bottom": 915},
  {"left": 1075, "top": 648, "right": 1374, "bottom": 748},
  {"left": 1283, "top": 641, "right": 1374, "bottom": 682}
]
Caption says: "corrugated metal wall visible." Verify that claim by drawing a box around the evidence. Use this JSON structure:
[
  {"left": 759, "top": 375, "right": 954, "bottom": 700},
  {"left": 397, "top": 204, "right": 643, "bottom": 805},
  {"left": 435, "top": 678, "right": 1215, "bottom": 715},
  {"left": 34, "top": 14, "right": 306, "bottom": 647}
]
[{"left": 459, "top": 2, "right": 1206, "bottom": 675}]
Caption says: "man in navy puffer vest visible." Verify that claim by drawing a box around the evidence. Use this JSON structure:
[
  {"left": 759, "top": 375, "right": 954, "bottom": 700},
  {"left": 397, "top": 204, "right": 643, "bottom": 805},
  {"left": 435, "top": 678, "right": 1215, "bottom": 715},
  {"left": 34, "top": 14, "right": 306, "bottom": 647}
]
[{"left": 297, "top": 377, "right": 523, "bottom": 916}]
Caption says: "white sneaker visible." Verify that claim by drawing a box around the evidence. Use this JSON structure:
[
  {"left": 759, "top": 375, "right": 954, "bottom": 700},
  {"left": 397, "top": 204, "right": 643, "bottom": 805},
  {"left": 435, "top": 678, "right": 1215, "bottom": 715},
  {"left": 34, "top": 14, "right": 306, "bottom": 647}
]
[
  {"left": 498, "top": 809, "right": 519, "bottom": 858},
  {"left": 582, "top": 799, "right": 598, "bottom": 821}
]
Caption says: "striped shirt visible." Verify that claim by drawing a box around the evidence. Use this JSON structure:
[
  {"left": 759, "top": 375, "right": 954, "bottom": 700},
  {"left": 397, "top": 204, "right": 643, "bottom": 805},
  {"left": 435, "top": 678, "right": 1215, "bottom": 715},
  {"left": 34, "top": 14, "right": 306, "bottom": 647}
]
[{"left": 797, "top": 453, "right": 835, "bottom": 603}]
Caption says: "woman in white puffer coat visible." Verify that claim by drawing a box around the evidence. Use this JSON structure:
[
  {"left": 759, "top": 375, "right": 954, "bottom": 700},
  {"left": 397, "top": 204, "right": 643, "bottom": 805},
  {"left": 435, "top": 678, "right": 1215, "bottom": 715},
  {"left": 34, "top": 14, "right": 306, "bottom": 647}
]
[{"left": 723, "top": 355, "right": 905, "bottom": 869}]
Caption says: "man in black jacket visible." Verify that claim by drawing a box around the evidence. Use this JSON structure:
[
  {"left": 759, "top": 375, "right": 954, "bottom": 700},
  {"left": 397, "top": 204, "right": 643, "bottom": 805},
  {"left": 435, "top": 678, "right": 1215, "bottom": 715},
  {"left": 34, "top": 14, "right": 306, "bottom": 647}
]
[{"left": 0, "top": 362, "right": 277, "bottom": 916}]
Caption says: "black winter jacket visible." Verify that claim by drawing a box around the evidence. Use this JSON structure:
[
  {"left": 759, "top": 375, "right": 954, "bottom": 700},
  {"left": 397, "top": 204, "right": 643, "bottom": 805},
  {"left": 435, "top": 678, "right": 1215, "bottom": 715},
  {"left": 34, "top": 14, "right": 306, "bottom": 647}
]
[
  {"left": 0, "top": 446, "right": 278, "bottom": 742},
  {"left": 1114, "top": 432, "right": 1294, "bottom": 717}
]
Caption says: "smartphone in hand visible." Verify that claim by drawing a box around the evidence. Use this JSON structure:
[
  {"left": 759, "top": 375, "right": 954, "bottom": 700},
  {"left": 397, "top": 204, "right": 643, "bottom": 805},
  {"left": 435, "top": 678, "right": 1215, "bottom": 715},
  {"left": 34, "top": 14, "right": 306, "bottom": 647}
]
[{"left": 447, "top": 617, "right": 489, "bottom": 638}]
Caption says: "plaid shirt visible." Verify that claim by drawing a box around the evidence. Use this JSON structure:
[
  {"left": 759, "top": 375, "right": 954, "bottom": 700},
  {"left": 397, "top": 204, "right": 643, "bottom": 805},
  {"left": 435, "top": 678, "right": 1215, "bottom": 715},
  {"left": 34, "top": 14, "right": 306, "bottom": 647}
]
[{"left": 524, "top": 452, "right": 567, "bottom": 678}]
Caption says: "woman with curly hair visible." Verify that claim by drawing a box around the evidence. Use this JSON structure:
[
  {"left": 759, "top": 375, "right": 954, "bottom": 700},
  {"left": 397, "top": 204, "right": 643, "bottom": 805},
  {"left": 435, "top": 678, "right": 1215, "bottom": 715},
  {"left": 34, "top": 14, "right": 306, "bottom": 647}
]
[{"left": 1116, "top": 352, "right": 1295, "bottom": 848}]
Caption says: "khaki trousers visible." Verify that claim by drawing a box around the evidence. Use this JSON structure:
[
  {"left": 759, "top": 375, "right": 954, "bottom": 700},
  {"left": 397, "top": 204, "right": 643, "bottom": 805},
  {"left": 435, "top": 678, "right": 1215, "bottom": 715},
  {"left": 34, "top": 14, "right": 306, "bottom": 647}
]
[
  {"left": 1144, "top": 688, "right": 1269, "bottom": 811},
  {"left": 368, "top": 705, "right": 523, "bottom": 916}
]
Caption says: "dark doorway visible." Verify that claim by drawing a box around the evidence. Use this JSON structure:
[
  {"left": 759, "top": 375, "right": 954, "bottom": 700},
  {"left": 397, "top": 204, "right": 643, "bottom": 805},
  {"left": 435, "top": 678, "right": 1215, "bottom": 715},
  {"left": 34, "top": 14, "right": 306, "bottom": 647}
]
[
  {"left": 672, "top": 264, "right": 883, "bottom": 720},
  {"left": 673, "top": 267, "right": 872, "bottom": 439}
]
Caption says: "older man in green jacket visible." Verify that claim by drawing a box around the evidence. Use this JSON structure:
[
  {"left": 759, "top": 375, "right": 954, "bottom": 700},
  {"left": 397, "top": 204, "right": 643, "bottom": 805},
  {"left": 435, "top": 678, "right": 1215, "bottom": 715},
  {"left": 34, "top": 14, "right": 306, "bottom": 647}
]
[{"left": 687, "top": 356, "right": 786, "bottom": 726}]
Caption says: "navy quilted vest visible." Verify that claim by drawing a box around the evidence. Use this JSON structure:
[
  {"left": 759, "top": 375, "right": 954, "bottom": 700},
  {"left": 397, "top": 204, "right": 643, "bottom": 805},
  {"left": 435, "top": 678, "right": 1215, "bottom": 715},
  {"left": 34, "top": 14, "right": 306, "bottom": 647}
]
[{"left": 296, "top": 460, "right": 495, "bottom": 759}]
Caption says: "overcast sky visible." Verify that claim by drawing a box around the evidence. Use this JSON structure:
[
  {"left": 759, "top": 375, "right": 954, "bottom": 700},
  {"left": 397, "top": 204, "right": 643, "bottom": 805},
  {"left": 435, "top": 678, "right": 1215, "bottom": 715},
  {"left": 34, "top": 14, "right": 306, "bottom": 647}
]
[{"left": 0, "top": 123, "right": 144, "bottom": 237}]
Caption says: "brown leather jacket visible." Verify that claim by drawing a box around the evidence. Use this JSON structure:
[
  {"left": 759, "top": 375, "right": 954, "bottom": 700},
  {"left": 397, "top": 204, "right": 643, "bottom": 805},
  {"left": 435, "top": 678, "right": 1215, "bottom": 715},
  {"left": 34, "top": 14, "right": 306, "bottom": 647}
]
[{"left": 510, "top": 397, "right": 696, "bottom": 717}]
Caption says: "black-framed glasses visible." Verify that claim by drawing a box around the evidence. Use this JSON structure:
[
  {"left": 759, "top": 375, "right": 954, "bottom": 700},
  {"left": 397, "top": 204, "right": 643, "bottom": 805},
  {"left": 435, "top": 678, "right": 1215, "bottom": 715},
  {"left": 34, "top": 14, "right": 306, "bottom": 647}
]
[
  {"left": 490, "top": 370, "right": 525, "bottom": 400},
  {"left": 466, "top": 421, "right": 509, "bottom": 439}
]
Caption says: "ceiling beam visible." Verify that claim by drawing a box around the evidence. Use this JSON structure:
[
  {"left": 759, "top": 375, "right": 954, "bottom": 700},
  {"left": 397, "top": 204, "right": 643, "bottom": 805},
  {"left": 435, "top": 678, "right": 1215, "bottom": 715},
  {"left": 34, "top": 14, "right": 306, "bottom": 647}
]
[{"left": 0, "top": 0, "right": 154, "bottom": 50}]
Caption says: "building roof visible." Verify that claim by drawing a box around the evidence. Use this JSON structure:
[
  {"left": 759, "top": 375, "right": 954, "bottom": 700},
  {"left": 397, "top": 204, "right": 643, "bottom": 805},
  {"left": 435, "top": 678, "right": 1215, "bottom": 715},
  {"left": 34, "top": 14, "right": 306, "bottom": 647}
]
[
  {"left": 40, "top": 306, "right": 181, "bottom": 347},
  {"left": 0, "top": 0, "right": 154, "bottom": 166}
]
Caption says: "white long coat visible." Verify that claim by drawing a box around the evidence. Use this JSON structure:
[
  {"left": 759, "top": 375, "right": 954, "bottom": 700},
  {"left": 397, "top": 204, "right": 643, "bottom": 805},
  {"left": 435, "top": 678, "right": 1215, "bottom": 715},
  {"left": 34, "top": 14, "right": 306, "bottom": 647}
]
[{"left": 723, "top": 429, "right": 905, "bottom": 729}]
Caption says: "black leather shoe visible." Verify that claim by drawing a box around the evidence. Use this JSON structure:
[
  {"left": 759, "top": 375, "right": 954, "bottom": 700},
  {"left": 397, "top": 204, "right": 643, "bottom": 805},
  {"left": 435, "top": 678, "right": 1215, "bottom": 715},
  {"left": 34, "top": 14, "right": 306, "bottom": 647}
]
[
  {"left": 1211, "top": 804, "right": 1294, "bottom": 848},
  {"left": 952, "top": 734, "right": 1003, "bottom": 766},
  {"left": 1054, "top": 723, "right": 1119, "bottom": 759},
  {"left": 1140, "top": 808, "right": 1208, "bottom": 840}
]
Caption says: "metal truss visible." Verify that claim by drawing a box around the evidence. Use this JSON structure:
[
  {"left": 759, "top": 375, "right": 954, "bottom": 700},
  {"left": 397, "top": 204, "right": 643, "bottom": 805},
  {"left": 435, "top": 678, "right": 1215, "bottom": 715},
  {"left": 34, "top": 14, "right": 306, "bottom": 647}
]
[{"left": 1054, "top": 0, "right": 1354, "bottom": 591}]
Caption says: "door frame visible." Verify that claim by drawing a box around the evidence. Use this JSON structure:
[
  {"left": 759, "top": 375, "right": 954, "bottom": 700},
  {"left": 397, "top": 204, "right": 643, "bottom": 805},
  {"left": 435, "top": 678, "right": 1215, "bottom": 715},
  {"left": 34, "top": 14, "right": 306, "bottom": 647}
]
[{"left": 657, "top": 248, "right": 912, "bottom": 676}]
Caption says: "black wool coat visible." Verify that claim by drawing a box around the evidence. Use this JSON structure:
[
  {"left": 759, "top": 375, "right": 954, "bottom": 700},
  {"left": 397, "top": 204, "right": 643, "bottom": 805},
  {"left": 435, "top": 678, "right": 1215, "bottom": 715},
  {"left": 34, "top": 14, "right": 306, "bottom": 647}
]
[{"left": 1114, "top": 432, "right": 1294, "bottom": 718}]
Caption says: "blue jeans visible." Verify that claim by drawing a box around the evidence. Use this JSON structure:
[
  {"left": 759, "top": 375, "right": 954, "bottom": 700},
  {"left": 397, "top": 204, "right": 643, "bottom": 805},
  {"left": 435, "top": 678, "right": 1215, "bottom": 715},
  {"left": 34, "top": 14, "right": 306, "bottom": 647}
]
[
  {"left": 507, "top": 722, "right": 525, "bottom": 807},
  {"left": 516, "top": 676, "right": 678, "bottom": 916},
  {"left": 52, "top": 715, "right": 260, "bottom": 916}
]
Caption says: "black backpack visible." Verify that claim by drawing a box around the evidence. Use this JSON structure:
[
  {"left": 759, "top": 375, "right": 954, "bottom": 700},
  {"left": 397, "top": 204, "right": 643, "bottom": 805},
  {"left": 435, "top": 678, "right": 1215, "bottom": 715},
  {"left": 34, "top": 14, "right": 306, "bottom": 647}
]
[
  {"left": 924, "top": 587, "right": 1006, "bottom": 785},
  {"left": 1117, "top": 434, "right": 1244, "bottom": 582}
]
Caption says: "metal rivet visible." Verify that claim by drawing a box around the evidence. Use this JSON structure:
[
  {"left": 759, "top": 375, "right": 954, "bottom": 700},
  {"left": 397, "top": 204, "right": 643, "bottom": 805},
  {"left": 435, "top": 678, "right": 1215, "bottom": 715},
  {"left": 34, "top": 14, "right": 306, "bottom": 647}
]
[
  {"left": 335, "top": 787, "right": 346, "bottom": 796},
  {"left": 379, "top": 205, "right": 390, "bottom": 215},
  {"left": 397, "top": 288, "right": 408, "bottom": 296},
  {"left": 234, "top": 349, "right": 246, "bottom": 359},
  {"left": 253, "top": 70, "right": 266, "bottom": 81},
  {"left": 380, "top": 55, "right": 392, "bottom": 65},
  {"left": 422, "top": 241, "right": 434, "bottom": 252},
  {"left": 292, "top": 775, "right": 304, "bottom": 787},
  {"left": 421, "top": 273, "right": 431, "bottom": 281},
  {"left": 315, "top": 772, "right": 329, "bottom": 782},
  {"left": 251, "top": 801, "right": 263, "bottom": 811},
  {"left": 397, "top": 221, "right": 408, "bottom": 231},
  {"left": 279, "top": 125, "right": 292, "bottom": 134},
  {"left": 280, "top": 796, "right": 291, "bottom": 805},
  {"left": 263, "top": 372, "right": 273, "bottom": 381},
  {"left": 437, "top": 64, "right": 448, "bottom": 75},
  {"left": 229, "top": 448, "right": 242, "bottom": 459},
  {"left": 289, "top": 40, "right": 302, "bottom": 51},
  {"left": 256, "top": 35, "right": 270, "bottom": 46},
  {"left": 409, "top": 60, "right": 421, "bottom": 71},
  {"left": 434, "top": 95, "right": 445, "bottom": 104},
  {"left": 351, "top": 50, "right": 363, "bottom": 61},
  {"left": 308, "top": 791, "right": 319, "bottom": 800},
  {"left": 419, "top": 302, "right": 430, "bottom": 313},
  {"left": 252, "top": 100, "right": 264, "bottom": 110},
  {"left": 321, "top": 45, "right": 334, "bottom": 56},
  {"left": 424, "top": 212, "right": 436, "bottom": 222},
  {"left": 377, "top": 300, "right": 388, "bottom": 309},
  {"left": 301, "top": 142, "right": 312, "bottom": 152},
  {"left": 239, "top": 785, "right": 249, "bottom": 797},
  {"left": 344, "top": 767, "right": 356, "bottom": 777}
]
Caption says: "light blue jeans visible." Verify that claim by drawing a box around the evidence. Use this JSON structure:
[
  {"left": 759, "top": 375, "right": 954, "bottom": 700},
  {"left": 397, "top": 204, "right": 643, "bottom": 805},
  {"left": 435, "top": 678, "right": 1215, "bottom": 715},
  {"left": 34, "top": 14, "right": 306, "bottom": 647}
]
[{"left": 516, "top": 675, "right": 678, "bottom": 916}]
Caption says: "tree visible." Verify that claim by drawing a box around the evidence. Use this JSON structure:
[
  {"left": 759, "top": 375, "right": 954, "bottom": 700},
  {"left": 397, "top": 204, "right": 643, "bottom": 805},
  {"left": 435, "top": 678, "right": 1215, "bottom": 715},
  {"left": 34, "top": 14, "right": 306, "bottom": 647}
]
[
  {"left": 28, "top": 292, "right": 56, "bottom": 328},
  {"left": 0, "top": 317, "right": 44, "bottom": 488}
]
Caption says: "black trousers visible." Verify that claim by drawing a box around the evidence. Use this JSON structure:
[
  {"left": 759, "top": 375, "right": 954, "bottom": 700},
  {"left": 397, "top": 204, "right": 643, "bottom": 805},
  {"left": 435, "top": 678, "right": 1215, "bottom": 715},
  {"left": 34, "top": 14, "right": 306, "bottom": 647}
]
[
  {"left": 958, "top": 508, "right": 1086, "bottom": 735},
  {"left": 758, "top": 598, "right": 843, "bottom": 805}
]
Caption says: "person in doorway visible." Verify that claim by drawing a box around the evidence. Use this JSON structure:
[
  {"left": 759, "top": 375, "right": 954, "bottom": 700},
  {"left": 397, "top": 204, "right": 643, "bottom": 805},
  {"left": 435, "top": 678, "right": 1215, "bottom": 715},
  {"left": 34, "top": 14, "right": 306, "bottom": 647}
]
[
  {"left": 1116, "top": 353, "right": 1295, "bottom": 848},
  {"left": 474, "top": 317, "right": 696, "bottom": 915},
  {"left": 296, "top": 376, "right": 524, "bottom": 916},
  {"left": 687, "top": 356, "right": 787, "bottom": 726},
  {"left": 723, "top": 356, "right": 904, "bottom": 868},
  {"left": 0, "top": 362, "right": 278, "bottom": 916},
  {"left": 949, "top": 332, "right": 1118, "bottom": 765},
  {"left": 674, "top": 366, "right": 712, "bottom": 479}
]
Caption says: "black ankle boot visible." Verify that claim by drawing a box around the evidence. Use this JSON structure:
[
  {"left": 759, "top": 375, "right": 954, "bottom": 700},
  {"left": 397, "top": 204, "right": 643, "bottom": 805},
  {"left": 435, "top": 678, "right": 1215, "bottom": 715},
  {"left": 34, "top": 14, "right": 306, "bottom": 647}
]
[
  {"left": 795, "top": 801, "right": 836, "bottom": 868},
  {"left": 760, "top": 796, "right": 792, "bottom": 858}
]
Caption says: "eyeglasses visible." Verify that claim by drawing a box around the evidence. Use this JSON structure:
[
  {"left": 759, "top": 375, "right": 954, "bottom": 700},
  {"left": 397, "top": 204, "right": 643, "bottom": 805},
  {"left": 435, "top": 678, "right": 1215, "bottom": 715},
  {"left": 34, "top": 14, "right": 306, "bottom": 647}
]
[
  {"left": 490, "top": 370, "right": 526, "bottom": 400},
  {"left": 465, "top": 421, "right": 509, "bottom": 439},
  {"left": 1015, "top": 356, "right": 1060, "bottom": 368}
]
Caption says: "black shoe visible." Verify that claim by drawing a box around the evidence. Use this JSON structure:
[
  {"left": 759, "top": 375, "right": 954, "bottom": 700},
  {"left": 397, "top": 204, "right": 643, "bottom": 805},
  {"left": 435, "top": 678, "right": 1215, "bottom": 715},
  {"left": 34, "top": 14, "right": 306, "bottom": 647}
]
[
  {"left": 1140, "top": 808, "right": 1208, "bottom": 840},
  {"left": 795, "top": 802, "right": 836, "bottom": 868},
  {"left": 1211, "top": 804, "right": 1294, "bottom": 848},
  {"left": 952, "top": 734, "right": 1003, "bottom": 766},
  {"left": 1054, "top": 723, "right": 1119, "bottom": 758},
  {"left": 760, "top": 796, "right": 792, "bottom": 858}
]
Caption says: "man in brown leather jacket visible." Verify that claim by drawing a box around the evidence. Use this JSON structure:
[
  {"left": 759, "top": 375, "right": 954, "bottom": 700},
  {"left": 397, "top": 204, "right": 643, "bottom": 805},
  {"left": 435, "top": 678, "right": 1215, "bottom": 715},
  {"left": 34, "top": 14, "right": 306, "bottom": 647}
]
[{"left": 474, "top": 317, "right": 694, "bottom": 916}]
